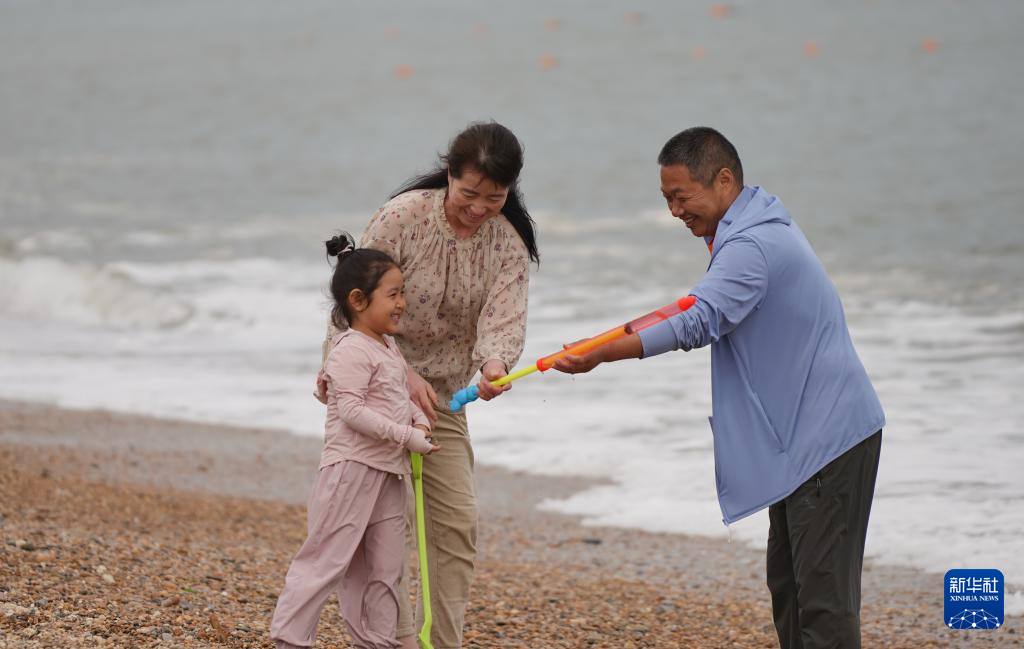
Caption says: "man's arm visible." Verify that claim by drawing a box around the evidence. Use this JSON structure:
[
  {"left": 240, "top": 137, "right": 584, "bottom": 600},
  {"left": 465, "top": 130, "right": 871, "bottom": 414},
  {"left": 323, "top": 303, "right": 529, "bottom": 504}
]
[
  {"left": 639, "top": 237, "right": 769, "bottom": 357},
  {"left": 553, "top": 236, "right": 768, "bottom": 373}
]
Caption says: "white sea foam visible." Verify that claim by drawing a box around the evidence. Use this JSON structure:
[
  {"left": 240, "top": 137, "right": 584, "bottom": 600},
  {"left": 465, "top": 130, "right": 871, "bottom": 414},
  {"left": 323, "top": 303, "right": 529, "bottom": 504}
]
[
  {"left": 0, "top": 254, "right": 329, "bottom": 434},
  {"left": 1008, "top": 590, "right": 1024, "bottom": 617},
  {"left": 13, "top": 229, "right": 92, "bottom": 254}
]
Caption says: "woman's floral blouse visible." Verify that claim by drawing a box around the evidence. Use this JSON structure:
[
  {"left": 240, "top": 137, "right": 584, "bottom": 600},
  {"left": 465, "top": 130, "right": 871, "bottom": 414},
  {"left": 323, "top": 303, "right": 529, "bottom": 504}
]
[{"left": 324, "top": 188, "right": 530, "bottom": 406}]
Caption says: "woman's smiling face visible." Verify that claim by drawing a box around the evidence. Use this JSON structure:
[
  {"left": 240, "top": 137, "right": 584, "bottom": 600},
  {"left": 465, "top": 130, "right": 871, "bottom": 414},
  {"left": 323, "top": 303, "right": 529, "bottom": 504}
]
[{"left": 444, "top": 168, "right": 509, "bottom": 237}]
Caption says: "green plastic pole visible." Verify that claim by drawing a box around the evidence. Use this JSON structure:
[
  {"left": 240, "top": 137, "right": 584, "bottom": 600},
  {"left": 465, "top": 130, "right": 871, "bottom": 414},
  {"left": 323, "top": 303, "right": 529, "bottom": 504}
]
[{"left": 410, "top": 452, "right": 434, "bottom": 649}]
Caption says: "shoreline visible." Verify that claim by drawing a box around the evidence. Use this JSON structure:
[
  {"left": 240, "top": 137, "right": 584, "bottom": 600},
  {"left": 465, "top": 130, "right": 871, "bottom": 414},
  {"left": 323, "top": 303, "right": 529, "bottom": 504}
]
[{"left": 1, "top": 399, "right": 1016, "bottom": 647}]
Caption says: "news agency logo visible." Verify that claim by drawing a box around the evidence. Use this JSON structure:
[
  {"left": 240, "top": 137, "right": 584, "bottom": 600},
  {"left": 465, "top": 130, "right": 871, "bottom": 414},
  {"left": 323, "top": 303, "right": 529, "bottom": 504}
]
[{"left": 944, "top": 569, "right": 1003, "bottom": 630}]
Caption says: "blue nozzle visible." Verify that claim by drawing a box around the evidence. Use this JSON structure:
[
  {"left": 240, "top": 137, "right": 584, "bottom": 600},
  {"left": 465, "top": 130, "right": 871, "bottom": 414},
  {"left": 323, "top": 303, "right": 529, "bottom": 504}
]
[{"left": 449, "top": 386, "right": 480, "bottom": 412}]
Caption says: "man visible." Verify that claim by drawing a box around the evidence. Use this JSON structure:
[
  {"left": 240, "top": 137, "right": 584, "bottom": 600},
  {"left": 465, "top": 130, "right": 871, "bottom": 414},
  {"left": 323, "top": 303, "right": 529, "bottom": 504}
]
[{"left": 554, "top": 127, "right": 885, "bottom": 649}]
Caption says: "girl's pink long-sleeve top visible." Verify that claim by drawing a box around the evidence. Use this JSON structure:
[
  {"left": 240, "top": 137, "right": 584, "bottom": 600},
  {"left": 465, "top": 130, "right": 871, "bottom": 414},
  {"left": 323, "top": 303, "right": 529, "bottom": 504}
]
[{"left": 320, "top": 329, "right": 432, "bottom": 473}]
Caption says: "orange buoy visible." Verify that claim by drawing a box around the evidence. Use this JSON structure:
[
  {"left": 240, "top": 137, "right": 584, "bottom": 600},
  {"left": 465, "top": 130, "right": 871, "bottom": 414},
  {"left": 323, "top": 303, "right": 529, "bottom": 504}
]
[
  {"left": 394, "top": 64, "right": 414, "bottom": 80},
  {"left": 623, "top": 11, "right": 643, "bottom": 26},
  {"left": 922, "top": 38, "right": 939, "bottom": 53},
  {"left": 709, "top": 4, "right": 733, "bottom": 19},
  {"left": 539, "top": 53, "right": 558, "bottom": 70},
  {"left": 692, "top": 46, "right": 707, "bottom": 61},
  {"left": 803, "top": 41, "right": 820, "bottom": 58}
]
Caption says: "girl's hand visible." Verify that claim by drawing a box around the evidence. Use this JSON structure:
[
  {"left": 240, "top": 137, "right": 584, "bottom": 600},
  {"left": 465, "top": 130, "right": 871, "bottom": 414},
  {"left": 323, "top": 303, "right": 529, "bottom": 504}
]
[
  {"left": 409, "top": 425, "right": 441, "bottom": 455},
  {"left": 314, "top": 369, "right": 329, "bottom": 404},
  {"left": 476, "top": 360, "right": 511, "bottom": 401},
  {"left": 407, "top": 369, "right": 439, "bottom": 424}
]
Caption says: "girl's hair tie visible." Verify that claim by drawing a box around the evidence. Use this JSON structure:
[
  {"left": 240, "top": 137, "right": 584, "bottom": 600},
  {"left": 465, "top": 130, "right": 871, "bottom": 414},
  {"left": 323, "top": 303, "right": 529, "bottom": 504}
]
[{"left": 326, "top": 232, "right": 357, "bottom": 258}]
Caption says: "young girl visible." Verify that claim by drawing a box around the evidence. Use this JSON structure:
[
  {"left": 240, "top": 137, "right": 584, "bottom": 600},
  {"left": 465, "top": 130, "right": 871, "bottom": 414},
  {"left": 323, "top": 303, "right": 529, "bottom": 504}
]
[{"left": 270, "top": 233, "right": 439, "bottom": 649}]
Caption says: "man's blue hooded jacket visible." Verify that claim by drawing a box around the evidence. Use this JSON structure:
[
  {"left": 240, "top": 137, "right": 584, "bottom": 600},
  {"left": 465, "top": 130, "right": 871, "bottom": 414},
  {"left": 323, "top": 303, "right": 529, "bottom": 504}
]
[{"left": 639, "top": 185, "right": 885, "bottom": 524}]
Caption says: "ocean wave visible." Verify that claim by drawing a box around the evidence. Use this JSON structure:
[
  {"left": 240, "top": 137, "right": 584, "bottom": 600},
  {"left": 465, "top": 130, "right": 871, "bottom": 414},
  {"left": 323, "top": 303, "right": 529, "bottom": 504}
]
[{"left": 0, "top": 256, "right": 193, "bottom": 328}]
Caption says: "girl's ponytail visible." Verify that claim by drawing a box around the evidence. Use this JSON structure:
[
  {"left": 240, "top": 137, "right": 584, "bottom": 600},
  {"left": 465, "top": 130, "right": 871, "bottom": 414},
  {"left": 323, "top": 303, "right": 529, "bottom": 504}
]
[{"left": 325, "top": 232, "right": 357, "bottom": 261}]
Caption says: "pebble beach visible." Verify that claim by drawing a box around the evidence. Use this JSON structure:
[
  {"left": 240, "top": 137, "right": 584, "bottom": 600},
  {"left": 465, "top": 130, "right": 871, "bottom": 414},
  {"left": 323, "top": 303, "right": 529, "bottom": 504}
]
[{"left": 1, "top": 400, "right": 1017, "bottom": 648}]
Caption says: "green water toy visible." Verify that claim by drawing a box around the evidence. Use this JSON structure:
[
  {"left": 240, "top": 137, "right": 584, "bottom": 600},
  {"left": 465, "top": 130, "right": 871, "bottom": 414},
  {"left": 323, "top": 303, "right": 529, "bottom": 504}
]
[{"left": 410, "top": 452, "right": 434, "bottom": 649}]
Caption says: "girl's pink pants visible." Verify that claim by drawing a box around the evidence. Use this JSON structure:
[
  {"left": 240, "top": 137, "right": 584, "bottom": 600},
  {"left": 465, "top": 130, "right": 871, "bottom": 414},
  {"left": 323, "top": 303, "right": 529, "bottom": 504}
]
[{"left": 270, "top": 460, "right": 406, "bottom": 649}]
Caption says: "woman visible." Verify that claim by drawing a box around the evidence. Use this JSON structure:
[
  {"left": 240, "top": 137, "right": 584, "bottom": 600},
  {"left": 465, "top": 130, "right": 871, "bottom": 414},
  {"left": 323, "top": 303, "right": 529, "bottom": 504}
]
[{"left": 319, "top": 121, "right": 537, "bottom": 648}]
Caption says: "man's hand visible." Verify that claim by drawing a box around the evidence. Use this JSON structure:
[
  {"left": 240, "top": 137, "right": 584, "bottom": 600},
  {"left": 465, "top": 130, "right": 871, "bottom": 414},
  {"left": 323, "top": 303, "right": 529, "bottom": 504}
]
[
  {"left": 476, "top": 360, "right": 511, "bottom": 401},
  {"left": 551, "top": 333, "right": 642, "bottom": 374},
  {"left": 552, "top": 341, "right": 605, "bottom": 374},
  {"left": 407, "top": 368, "right": 439, "bottom": 424}
]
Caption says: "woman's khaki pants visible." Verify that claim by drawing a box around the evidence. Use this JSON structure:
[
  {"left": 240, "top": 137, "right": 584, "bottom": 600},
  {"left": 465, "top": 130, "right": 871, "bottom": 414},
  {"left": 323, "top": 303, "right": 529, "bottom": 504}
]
[{"left": 396, "top": 409, "right": 477, "bottom": 649}]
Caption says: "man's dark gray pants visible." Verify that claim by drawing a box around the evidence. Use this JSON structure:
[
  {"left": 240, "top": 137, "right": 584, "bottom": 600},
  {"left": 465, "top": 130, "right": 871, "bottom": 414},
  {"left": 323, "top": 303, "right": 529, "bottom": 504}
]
[{"left": 766, "top": 430, "right": 882, "bottom": 649}]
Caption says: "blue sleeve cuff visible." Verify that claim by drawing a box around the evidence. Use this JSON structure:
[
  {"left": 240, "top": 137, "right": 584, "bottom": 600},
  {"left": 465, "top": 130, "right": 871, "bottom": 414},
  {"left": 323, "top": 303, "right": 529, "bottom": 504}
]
[{"left": 638, "top": 319, "right": 680, "bottom": 358}]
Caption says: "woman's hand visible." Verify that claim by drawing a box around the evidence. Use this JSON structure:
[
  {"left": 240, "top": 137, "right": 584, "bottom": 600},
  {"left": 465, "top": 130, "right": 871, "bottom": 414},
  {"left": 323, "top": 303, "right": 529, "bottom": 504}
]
[
  {"left": 314, "top": 368, "right": 329, "bottom": 404},
  {"left": 476, "top": 360, "right": 511, "bottom": 401},
  {"left": 407, "top": 368, "right": 439, "bottom": 424}
]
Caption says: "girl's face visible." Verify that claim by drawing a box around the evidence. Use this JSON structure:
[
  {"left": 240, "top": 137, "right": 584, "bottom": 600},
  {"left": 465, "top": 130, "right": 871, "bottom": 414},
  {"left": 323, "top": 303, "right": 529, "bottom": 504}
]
[
  {"left": 444, "top": 168, "right": 509, "bottom": 236},
  {"left": 349, "top": 266, "right": 405, "bottom": 339}
]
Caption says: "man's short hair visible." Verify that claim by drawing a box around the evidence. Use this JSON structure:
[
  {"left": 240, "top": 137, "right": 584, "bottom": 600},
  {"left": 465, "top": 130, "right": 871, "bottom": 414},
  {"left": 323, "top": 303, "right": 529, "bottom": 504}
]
[{"left": 658, "top": 127, "right": 744, "bottom": 187}]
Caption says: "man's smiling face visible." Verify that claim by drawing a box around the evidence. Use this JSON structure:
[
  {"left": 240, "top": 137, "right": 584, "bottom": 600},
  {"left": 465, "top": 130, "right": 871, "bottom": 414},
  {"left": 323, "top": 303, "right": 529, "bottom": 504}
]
[{"left": 660, "top": 164, "right": 735, "bottom": 239}]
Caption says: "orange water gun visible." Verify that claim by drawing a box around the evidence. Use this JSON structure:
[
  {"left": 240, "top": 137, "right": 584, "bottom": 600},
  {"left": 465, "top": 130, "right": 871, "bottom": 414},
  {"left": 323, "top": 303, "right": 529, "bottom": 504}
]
[{"left": 449, "top": 295, "right": 697, "bottom": 411}]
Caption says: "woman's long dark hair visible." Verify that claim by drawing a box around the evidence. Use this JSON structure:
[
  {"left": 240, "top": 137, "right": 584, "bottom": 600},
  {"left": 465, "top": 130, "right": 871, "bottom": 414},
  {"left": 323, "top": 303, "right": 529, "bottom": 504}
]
[{"left": 390, "top": 121, "right": 539, "bottom": 263}]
